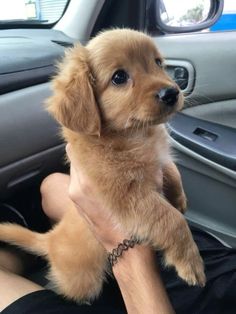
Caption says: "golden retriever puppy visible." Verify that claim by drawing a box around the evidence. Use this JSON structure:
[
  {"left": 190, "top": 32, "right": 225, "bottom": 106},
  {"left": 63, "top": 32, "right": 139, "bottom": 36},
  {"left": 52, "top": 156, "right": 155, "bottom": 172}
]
[{"left": 0, "top": 29, "right": 205, "bottom": 302}]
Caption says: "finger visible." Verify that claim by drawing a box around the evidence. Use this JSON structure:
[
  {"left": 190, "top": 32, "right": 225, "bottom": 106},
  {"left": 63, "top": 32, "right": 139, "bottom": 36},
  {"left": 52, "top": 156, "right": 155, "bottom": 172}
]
[
  {"left": 68, "top": 165, "right": 81, "bottom": 197},
  {"left": 65, "top": 144, "right": 72, "bottom": 162},
  {"left": 66, "top": 144, "right": 83, "bottom": 174},
  {"left": 73, "top": 202, "right": 95, "bottom": 230}
]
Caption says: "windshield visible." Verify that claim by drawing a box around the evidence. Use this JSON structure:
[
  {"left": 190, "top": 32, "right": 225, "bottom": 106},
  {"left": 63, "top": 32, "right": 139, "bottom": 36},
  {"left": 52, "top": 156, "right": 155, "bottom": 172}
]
[{"left": 0, "top": 0, "right": 69, "bottom": 25}]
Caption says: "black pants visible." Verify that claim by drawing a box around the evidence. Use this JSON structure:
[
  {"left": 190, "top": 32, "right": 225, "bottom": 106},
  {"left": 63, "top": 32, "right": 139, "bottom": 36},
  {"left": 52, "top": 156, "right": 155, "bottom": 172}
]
[{"left": 2, "top": 226, "right": 236, "bottom": 314}]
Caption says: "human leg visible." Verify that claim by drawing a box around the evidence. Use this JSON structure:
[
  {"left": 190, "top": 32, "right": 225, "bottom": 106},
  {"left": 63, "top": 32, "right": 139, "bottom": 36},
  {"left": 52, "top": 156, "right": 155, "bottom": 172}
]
[
  {"left": 0, "top": 268, "right": 43, "bottom": 311},
  {"left": 0, "top": 203, "right": 45, "bottom": 310},
  {"left": 1, "top": 289, "right": 124, "bottom": 314},
  {"left": 0, "top": 173, "right": 71, "bottom": 311},
  {"left": 0, "top": 249, "right": 24, "bottom": 274},
  {"left": 40, "top": 172, "right": 72, "bottom": 222}
]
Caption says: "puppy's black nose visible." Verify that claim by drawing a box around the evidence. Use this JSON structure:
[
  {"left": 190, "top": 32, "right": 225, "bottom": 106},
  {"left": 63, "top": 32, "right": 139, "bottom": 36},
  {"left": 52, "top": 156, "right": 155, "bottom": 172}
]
[{"left": 157, "top": 87, "right": 179, "bottom": 107}]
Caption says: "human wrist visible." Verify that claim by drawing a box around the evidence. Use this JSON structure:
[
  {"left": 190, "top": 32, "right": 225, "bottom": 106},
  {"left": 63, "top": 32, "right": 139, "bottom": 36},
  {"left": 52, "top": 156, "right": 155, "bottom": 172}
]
[
  {"left": 108, "top": 237, "right": 139, "bottom": 267},
  {"left": 112, "top": 244, "right": 155, "bottom": 279}
]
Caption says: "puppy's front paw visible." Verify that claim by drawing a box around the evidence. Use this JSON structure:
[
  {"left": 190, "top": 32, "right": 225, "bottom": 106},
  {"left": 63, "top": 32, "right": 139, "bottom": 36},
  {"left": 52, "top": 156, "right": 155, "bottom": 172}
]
[
  {"left": 171, "top": 240, "right": 206, "bottom": 287},
  {"left": 178, "top": 255, "right": 206, "bottom": 287},
  {"left": 164, "top": 221, "right": 205, "bottom": 287}
]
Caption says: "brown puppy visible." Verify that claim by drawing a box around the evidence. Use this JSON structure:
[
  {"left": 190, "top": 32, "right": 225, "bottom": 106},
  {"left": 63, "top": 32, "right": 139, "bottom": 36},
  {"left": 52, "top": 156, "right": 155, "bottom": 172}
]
[{"left": 0, "top": 29, "right": 205, "bottom": 302}]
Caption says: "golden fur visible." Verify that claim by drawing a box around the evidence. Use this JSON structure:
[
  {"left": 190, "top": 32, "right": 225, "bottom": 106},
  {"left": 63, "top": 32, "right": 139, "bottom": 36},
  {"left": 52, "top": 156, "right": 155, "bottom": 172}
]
[{"left": 0, "top": 29, "right": 205, "bottom": 302}]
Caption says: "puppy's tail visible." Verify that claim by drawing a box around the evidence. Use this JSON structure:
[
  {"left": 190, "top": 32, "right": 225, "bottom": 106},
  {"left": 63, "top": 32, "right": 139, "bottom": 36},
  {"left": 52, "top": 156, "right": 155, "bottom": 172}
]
[{"left": 0, "top": 223, "right": 48, "bottom": 256}]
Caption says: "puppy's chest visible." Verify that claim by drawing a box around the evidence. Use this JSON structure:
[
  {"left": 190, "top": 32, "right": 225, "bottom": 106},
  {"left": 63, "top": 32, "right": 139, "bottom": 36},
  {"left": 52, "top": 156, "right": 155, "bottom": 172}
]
[
  {"left": 102, "top": 133, "right": 171, "bottom": 185},
  {"left": 127, "top": 138, "right": 171, "bottom": 169},
  {"left": 71, "top": 127, "right": 171, "bottom": 185},
  {"left": 154, "top": 137, "right": 172, "bottom": 168}
]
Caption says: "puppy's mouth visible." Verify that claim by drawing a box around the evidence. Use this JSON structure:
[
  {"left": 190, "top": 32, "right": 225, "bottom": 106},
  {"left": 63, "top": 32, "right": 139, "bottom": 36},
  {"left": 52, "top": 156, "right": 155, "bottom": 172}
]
[
  {"left": 130, "top": 102, "right": 182, "bottom": 130},
  {"left": 130, "top": 112, "right": 172, "bottom": 129}
]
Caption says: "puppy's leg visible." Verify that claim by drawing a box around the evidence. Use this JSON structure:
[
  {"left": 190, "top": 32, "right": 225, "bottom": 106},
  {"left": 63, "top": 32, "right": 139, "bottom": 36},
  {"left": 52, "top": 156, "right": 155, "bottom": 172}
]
[
  {"left": 153, "top": 202, "right": 205, "bottom": 286},
  {"left": 45, "top": 207, "right": 108, "bottom": 302},
  {"left": 162, "top": 162, "right": 187, "bottom": 213},
  {"left": 127, "top": 193, "right": 205, "bottom": 287}
]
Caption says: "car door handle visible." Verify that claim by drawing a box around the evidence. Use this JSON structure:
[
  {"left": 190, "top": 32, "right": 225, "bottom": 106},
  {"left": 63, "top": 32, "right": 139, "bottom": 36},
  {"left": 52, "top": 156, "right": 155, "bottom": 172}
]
[
  {"left": 164, "top": 60, "right": 195, "bottom": 95},
  {"left": 168, "top": 113, "right": 236, "bottom": 171}
]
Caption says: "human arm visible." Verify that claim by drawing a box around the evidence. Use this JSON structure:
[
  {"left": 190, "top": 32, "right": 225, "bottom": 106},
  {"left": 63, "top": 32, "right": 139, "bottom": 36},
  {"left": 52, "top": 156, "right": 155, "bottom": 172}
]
[{"left": 112, "top": 245, "right": 175, "bottom": 314}]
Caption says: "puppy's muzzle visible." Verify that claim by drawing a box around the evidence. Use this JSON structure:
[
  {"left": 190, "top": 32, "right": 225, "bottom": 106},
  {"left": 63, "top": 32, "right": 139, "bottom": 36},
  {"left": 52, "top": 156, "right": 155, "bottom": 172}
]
[{"left": 156, "top": 87, "right": 179, "bottom": 107}]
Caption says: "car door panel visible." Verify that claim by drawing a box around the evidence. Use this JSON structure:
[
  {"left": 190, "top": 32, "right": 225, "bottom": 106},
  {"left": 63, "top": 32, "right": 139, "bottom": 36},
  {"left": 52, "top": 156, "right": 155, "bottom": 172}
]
[
  {"left": 0, "top": 29, "right": 74, "bottom": 94},
  {"left": 168, "top": 113, "right": 236, "bottom": 171},
  {"left": 0, "top": 29, "right": 74, "bottom": 198},
  {"left": 155, "top": 32, "right": 236, "bottom": 104},
  {"left": 172, "top": 137, "right": 236, "bottom": 247},
  {"left": 183, "top": 100, "right": 236, "bottom": 129},
  {"left": 0, "top": 83, "right": 64, "bottom": 197},
  {"left": 154, "top": 32, "right": 236, "bottom": 247}
]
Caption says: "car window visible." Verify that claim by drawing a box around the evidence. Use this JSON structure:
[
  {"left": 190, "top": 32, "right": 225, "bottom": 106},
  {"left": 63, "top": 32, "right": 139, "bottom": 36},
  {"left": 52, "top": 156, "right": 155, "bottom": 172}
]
[{"left": 0, "top": 0, "right": 69, "bottom": 25}]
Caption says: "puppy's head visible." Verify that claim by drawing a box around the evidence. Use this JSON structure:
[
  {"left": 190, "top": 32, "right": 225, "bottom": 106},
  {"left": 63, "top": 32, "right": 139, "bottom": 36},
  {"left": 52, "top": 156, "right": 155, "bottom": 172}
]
[{"left": 47, "top": 29, "right": 183, "bottom": 135}]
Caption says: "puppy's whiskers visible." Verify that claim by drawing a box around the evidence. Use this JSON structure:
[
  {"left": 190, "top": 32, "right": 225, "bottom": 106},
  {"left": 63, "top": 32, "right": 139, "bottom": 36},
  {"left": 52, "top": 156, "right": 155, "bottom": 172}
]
[
  {"left": 142, "top": 118, "right": 149, "bottom": 135},
  {"left": 145, "top": 118, "right": 149, "bottom": 133},
  {"left": 136, "top": 118, "right": 142, "bottom": 134}
]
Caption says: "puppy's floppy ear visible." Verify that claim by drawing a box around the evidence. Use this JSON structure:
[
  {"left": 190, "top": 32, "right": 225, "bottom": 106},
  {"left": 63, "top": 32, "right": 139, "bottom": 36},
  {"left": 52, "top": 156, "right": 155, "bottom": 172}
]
[{"left": 46, "top": 44, "right": 101, "bottom": 136}]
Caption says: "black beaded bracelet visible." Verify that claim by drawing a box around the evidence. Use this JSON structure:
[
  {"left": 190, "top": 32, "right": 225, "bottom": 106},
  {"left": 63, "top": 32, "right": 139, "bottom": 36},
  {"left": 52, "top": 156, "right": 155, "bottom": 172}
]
[{"left": 108, "top": 237, "right": 139, "bottom": 267}]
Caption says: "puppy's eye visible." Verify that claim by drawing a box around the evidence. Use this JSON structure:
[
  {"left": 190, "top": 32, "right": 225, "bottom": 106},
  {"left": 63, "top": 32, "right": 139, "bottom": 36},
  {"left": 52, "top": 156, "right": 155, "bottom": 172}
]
[
  {"left": 155, "top": 58, "right": 163, "bottom": 68},
  {"left": 112, "top": 70, "right": 129, "bottom": 86}
]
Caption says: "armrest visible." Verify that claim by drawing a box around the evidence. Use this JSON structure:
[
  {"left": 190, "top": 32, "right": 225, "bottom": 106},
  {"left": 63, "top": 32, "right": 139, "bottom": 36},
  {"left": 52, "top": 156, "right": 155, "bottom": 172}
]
[{"left": 168, "top": 113, "right": 236, "bottom": 171}]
